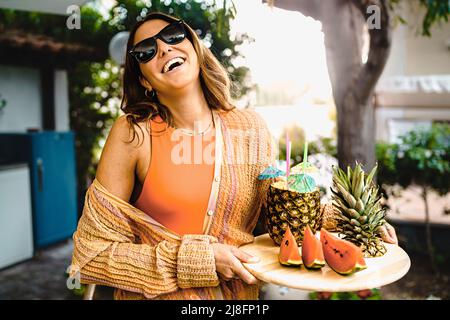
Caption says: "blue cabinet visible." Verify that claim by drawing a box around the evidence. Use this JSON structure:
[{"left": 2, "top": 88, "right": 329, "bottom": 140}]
[{"left": 0, "top": 132, "right": 78, "bottom": 249}]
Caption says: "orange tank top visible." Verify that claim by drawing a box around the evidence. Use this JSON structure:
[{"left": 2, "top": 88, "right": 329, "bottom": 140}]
[{"left": 134, "top": 114, "right": 215, "bottom": 236}]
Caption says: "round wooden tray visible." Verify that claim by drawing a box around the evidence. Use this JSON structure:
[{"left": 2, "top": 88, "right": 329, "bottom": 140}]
[{"left": 240, "top": 233, "right": 411, "bottom": 292}]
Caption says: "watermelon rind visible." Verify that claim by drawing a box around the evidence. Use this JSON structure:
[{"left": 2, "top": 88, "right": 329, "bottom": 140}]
[
  {"left": 304, "top": 259, "right": 326, "bottom": 270},
  {"left": 279, "top": 257, "right": 303, "bottom": 267}
]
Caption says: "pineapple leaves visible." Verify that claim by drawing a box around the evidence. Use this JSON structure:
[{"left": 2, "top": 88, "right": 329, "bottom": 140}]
[
  {"left": 365, "top": 163, "right": 378, "bottom": 187},
  {"left": 331, "top": 163, "right": 387, "bottom": 257}
]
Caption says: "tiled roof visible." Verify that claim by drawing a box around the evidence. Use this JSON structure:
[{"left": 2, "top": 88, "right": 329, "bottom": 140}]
[{"left": 0, "top": 28, "right": 107, "bottom": 62}]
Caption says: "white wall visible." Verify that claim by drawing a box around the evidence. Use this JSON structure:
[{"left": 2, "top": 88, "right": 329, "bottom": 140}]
[
  {"left": 382, "top": 21, "right": 450, "bottom": 78},
  {"left": 378, "top": 23, "right": 407, "bottom": 80},
  {"left": 375, "top": 106, "right": 450, "bottom": 141},
  {"left": 405, "top": 22, "right": 450, "bottom": 76},
  {"left": 0, "top": 65, "right": 42, "bottom": 132},
  {"left": 0, "top": 66, "right": 70, "bottom": 132},
  {"left": 54, "top": 69, "right": 70, "bottom": 131},
  {"left": 375, "top": 3, "right": 450, "bottom": 142},
  {"left": 379, "top": 4, "right": 450, "bottom": 82}
]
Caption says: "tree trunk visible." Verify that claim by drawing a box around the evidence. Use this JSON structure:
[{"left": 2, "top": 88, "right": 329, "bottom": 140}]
[
  {"left": 269, "top": 0, "right": 392, "bottom": 170},
  {"left": 324, "top": 0, "right": 391, "bottom": 170},
  {"left": 337, "top": 98, "right": 376, "bottom": 169},
  {"left": 320, "top": 1, "right": 371, "bottom": 169}
]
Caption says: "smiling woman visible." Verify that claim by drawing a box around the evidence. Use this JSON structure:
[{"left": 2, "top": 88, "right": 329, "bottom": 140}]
[
  {"left": 70, "top": 12, "right": 277, "bottom": 300},
  {"left": 69, "top": 11, "right": 398, "bottom": 301}
]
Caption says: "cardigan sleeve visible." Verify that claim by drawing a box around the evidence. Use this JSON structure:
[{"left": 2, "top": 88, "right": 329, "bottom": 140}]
[
  {"left": 262, "top": 114, "right": 277, "bottom": 207},
  {"left": 70, "top": 186, "right": 220, "bottom": 299}
]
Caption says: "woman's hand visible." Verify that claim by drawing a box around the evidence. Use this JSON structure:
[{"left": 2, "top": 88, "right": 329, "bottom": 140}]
[
  {"left": 377, "top": 222, "right": 398, "bottom": 245},
  {"left": 211, "top": 243, "right": 260, "bottom": 285}
]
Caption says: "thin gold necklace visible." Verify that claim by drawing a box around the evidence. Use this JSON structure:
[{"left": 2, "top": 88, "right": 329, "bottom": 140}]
[{"left": 173, "top": 109, "right": 214, "bottom": 136}]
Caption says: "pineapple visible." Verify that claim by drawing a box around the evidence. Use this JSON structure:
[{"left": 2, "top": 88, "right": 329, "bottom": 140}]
[
  {"left": 330, "top": 163, "right": 387, "bottom": 258},
  {"left": 266, "top": 180, "right": 322, "bottom": 246}
]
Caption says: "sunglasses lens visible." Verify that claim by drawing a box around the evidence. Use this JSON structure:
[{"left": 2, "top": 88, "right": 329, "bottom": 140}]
[
  {"left": 133, "top": 39, "right": 156, "bottom": 63},
  {"left": 161, "top": 23, "right": 186, "bottom": 44},
  {"left": 131, "top": 21, "right": 186, "bottom": 63}
]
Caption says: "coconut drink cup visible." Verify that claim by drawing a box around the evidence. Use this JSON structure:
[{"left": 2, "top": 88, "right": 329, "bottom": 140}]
[{"left": 266, "top": 180, "right": 322, "bottom": 246}]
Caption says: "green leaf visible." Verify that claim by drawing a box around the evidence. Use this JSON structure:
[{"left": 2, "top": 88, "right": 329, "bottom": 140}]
[{"left": 376, "top": 123, "right": 450, "bottom": 195}]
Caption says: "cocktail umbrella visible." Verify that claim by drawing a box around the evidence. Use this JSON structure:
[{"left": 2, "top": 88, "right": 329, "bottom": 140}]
[
  {"left": 258, "top": 166, "right": 286, "bottom": 180},
  {"left": 287, "top": 173, "right": 316, "bottom": 193},
  {"left": 287, "top": 142, "right": 317, "bottom": 192},
  {"left": 291, "top": 162, "right": 319, "bottom": 174}
]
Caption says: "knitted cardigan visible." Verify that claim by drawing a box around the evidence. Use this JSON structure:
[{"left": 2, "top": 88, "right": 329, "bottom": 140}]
[{"left": 70, "top": 108, "right": 334, "bottom": 300}]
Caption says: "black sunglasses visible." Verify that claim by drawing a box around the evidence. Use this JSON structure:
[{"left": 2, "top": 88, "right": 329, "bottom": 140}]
[{"left": 129, "top": 20, "right": 187, "bottom": 64}]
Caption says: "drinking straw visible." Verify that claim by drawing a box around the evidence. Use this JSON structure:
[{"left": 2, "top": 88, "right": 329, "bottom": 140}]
[
  {"left": 302, "top": 141, "right": 308, "bottom": 170},
  {"left": 286, "top": 134, "right": 291, "bottom": 177},
  {"left": 302, "top": 141, "right": 313, "bottom": 190},
  {"left": 287, "top": 142, "right": 292, "bottom": 189},
  {"left": 286, "top": 133, "right": 291, "bottom": 188}
]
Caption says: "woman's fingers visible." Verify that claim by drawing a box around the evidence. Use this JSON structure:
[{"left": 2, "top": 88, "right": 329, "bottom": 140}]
[
  {"left": 378, "top": 226, "right": 392, "bottom": 243},
  {"left": 230, "top": 259, "right": 258, "bottom": 285},
  {"left": 378, "top": 225, "right": 397, "bottom": 245},
  {"left": 213, "top": 244, "right": 259, "bottom": 284},
  {"left": 378, "top": 226, "right": 388, "bottom": 241},
  {"left": 219, "top": 269, "right": 235, "bottom": 281},
  {"left": 231, "top": 247, "right": 260, "bottom": 263},
  {"left": 386, "top": 223, "right": 398, "bottom": 245}
]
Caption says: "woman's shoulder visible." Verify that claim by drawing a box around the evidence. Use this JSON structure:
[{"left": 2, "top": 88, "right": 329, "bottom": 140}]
[
  {"left": 97, "top": 115, "right": 149, "bottom": 174},
  {"left": 108, "top": 114, "right": 149, "bottom": 148},
  {"left": 95, "top": 115, "right": 149, "bottom": 201}
]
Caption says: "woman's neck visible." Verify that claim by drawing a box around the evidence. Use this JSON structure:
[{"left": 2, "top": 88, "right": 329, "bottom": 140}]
[{"left": 157, "top": 83, "right": 212, "bottom": 132}]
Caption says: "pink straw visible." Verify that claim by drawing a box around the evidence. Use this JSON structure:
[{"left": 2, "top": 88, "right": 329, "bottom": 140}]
[{"left": 286, "top": 133, "right": 291, "bottom": 177}]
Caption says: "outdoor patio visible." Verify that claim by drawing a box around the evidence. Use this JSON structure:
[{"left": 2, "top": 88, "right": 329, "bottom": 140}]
[{"left": 0, "top": 0, "right": 449, "bottom": 302}]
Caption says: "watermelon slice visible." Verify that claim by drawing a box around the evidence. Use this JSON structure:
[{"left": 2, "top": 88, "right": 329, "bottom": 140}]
[
  {"left": 302, "top": 225, "right": 325, "bottom": 269},
  {"left": 279, "top": 226, "right": 302, "bottom": 266},
  {"left": 320, "top": 229, "right": 367, "bottom": 275}
]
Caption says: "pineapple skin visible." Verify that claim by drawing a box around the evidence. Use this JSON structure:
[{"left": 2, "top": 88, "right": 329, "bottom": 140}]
[{"left": 266, "top": 181, "right": 322, "bottom": 246}]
